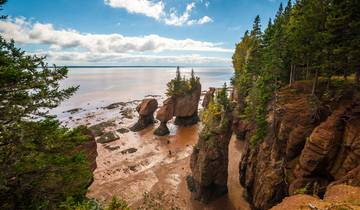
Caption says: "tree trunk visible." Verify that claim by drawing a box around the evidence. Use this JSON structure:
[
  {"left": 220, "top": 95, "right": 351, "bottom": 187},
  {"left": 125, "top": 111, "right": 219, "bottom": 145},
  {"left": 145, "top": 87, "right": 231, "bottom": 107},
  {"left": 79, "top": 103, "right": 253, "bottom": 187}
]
[
  {"left": 306, "top": 61, "right": 309, "bottom": 80},
  {"left": 289, "top": 64, "right": 293, "bottom": 87},
  {"left": 312, "top": 68, "right": 319, "bottom": 95},
  {"left": 293, "top": 65, "right": 296, "bottom": 82},
  {"left": 343, "top": 68, "right": 348, "bottom": 81},
  {"left": 272, "top": 77, "right": 277, "bottom": 137},
  {"left": 326, "top": 76, "right": 331, "bottom": 91}
]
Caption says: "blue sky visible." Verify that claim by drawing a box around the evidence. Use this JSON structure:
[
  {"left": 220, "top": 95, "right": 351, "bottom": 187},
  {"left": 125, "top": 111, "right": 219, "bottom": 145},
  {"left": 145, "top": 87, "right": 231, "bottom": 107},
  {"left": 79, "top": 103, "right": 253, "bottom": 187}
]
[{"left": 0, "top": 0, "right": 287, "bottom": 66}]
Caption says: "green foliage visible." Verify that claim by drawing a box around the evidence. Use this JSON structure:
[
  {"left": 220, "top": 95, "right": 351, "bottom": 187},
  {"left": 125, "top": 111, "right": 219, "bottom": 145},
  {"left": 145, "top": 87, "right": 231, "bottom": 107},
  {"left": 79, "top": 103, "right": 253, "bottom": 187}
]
[
  {"left": 0, "top": 120, "right": 94, "bottom": 209},
  {"left": 200, "top": 84, "right": 230, "bottom": 128},
  {"left": 0, "top": 37, "right": 78, "bottom": 129},
  {"left": 293, "top": 185, "right": 308, "bottom": 195},
  {"left": 60, "top": 197, "right": 101, "bottom": 210},
  {"left": 231, "top": 0, "right": 360, "bottom": 147},
  {"left": 0, "top": 4, "right": 92, "bottom": 208},
  {"left": 166, "top": 68, "right": 200, "bottom": 97},
  {"left": 137, "top": 192, "right": 180, "bottom": 210},
  {"left": 104, "top": 197, "right": 130, "bottom": 210}
]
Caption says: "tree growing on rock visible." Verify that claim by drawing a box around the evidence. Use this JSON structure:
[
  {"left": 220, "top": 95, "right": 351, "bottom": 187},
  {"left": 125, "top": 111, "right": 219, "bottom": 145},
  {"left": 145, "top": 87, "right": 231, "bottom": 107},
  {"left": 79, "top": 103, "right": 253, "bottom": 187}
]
[
  {"left": 166, "top": 68, "right": 200, "bottom": 97},
  {"left": 189, "top": 84, "right": 233, "bottom": 203}
]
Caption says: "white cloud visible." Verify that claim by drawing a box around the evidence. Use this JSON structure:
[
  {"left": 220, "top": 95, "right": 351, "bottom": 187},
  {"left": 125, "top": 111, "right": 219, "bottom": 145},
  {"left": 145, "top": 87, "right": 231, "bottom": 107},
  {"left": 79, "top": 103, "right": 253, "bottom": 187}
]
[
  {"left": 105, "top": 0, "right": 213, "bottom": 26},
  {"left": 104, "top": 0, "right": 164, "bottom": 20},
  {"left": 0, "top": 17, "right": 231, "bottom": 53},
  {"left": 164, "top": 3, "right": 195, "bottom": 26},
  {"left": 187, "top": 16, "right": 213, "bottom": 26},
  {"left": 0, "top": 17, "right": 231, "bottom": 65},
  {"left": 33, "top": 50, "right": 231, "bottom": 66}
]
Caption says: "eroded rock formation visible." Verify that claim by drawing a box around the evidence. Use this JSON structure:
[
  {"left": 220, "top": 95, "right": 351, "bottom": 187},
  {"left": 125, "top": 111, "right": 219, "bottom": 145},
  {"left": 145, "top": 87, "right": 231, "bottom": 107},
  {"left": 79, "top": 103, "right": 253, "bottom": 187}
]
[
  {"left": 188, "top": 109, "right": 233, "bottom": 203},
  {"left": 238, "top": 83, "right": 360, "bottom": 210},
  {"left": 271, "top": 184, "right": 360, "bottom": 210},
  {"left": 130, "top": 98, "right": 158, "bottom": 132},
  {"left": 154, "top": 84, "right": 201, "bottom": 136},
  {"left": 173, "top": 84, "right": 201, "bottom": 126},
  {"left": 202, "top": 87, "right": 216, "bottom": 108}
]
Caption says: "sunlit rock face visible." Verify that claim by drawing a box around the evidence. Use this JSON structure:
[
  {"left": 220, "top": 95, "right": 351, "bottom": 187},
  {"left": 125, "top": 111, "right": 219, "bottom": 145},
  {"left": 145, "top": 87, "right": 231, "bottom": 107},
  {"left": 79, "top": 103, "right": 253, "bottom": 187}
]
[
  {"left": 188, "top": 110, "right": 233, "bottom": 203},
  {"left": 154, "top": 83, "right": 201, "bottom": 136},
  {"left": 238, "top": 83, "right": 360, "bottom": 210},
  {"left": 130, "top": 98, "right": 158, "bottom": 132},
  {"left": 173, "top": 84, "right": 202, "bottom": 126},
  {"left": 271, "top": 184, "right": 360, "bottom": 210}
]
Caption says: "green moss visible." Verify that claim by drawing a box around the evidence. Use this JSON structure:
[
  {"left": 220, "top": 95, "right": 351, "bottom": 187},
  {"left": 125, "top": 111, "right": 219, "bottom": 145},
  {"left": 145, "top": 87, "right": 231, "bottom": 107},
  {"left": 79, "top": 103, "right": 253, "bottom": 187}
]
[{"left": 293, "top": 185, "right": 308, "bottom": 195}]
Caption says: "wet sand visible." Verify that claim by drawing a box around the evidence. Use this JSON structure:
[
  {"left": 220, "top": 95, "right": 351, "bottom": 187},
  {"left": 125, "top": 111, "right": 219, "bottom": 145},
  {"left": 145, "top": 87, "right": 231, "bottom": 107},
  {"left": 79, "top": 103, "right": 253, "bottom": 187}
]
[
  {"left": 86, "top": 122, "right": 250, "bottom": 209},
  {"left": 58, "top": 96, "right": 249, "bottom": 209}
]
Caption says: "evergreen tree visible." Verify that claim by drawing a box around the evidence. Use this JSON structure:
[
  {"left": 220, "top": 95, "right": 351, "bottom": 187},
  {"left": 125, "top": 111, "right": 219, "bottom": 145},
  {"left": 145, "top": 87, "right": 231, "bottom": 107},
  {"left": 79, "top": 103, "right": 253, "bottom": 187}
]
[{"left": 0, "top": 2, "right": 94, "bottom": 208}]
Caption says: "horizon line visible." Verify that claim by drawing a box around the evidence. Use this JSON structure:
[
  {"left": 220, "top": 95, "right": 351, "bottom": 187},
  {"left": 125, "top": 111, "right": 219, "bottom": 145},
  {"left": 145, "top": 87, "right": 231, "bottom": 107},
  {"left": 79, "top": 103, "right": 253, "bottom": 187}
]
[{"left": 50, "top": 65, "right": 232, "bottom": 68}]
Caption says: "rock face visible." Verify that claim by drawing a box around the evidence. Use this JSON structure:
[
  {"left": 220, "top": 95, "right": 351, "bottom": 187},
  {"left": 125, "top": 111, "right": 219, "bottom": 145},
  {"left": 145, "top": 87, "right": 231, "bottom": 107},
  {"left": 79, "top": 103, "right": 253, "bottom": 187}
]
[
  {"left": 238, "top": 83, "right": 360, "bottom": 210},
  {"left": 74, "top": 127, "right": 98, "bottom": 172},
  {"left": 271, "top": 184, "right": 360, "bottom": 210},
  {"left": 202, "top": 87, "right": 216, "bottom": 108},
  {"left": 154, "top": 84, "right": 201, "bottom": 136},
  {"left": 174, "top": 84, "right": 201, "bottom": 126},
  {"left": 130, "top": 98, "right": 158, "bottom": 132},
  {"left": 188, "top": 110, "right": 233, "bottom": 203}
]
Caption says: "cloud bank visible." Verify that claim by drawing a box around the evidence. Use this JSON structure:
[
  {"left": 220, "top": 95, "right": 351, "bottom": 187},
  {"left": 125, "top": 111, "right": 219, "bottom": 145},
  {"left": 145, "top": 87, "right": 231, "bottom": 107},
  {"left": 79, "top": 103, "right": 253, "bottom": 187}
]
[
  {"left": 0, "top": 17, "right": 229, "bottom": 53},
  {"left": 34, "top": 51, "right": 231, "bottom": 66},
  {"left": 0, "top": 17, "right": 231, "bottom": 65}
]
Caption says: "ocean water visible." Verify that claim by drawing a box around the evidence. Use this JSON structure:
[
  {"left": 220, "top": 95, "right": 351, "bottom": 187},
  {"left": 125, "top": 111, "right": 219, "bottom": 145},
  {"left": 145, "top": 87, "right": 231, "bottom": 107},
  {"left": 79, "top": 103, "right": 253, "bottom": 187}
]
[{"left": 52, "top": 66, "right": 233, "bottom": 114}]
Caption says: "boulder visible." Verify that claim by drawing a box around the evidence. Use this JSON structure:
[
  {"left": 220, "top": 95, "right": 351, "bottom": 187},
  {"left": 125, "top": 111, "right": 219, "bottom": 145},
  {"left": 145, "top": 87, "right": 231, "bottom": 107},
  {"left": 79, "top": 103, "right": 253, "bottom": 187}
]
[
  {"left": 202, "top": 87, "right": 216, "bottom": 108},
  {"left": 130, "top": 98, "right": 158, "bottom": 132},
  {"left": 97, "top": 131, "right": 119, "bottom": 144}
]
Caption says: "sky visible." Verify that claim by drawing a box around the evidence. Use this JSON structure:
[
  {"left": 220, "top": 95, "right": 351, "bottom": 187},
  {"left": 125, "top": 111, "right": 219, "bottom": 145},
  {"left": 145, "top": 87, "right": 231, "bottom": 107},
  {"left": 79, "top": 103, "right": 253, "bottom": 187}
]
[{"left": 0, "top": 0, "right": 288, "bottom": 66}]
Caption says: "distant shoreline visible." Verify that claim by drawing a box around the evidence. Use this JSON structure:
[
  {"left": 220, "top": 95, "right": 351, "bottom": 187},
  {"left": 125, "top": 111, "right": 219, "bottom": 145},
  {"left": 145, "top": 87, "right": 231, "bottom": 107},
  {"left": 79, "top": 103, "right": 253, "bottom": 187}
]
[{"left": 50, "top": 65, "right": 232, "bottom": 68}]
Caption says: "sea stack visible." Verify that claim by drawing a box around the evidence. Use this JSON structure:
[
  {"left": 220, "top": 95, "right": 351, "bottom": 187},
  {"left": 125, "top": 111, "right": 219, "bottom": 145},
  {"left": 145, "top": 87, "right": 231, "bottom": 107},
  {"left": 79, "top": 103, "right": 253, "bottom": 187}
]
[
  {"left": 154, "top": 68, "right": 202, "bottom": 136},
  {"left": 187, "top": 86, "right": 233, "bottom": 203},
  {"left": 130, "top": 98, "right": 158, "bottom": 132},
  {"left": 154, "top": 98, "right": 174, "bottom": 136}
]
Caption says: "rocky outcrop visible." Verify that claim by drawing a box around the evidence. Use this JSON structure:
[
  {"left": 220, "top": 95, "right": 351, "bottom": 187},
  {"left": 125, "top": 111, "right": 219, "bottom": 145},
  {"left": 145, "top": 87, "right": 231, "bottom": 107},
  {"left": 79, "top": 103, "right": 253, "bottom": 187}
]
[
  {"left": 74, "top": 127, "right": 98, "bottom": 172},
  {"left": 188, "top": 110, "right": 233, "bottom": 203},
  {"left": 202, "top": 87, "right": 216, "bottom": 108},
  {"left": 154, "top": 84, "right": 201, "bottom": 136},
  {"left": 154, "top": 98, "right": 174, "bottom": 136},
  {"left": 130, "top": 98, "right": 158, "bottom": 132},
  {"left": 271, "top": 184, "right": 360, "bottom": 210},
  {"left": 173, "top": 84, "right": 201, "bottom": 126},
  {"left": 238, "top": 83, "right": 360, "bottom": 210}
]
